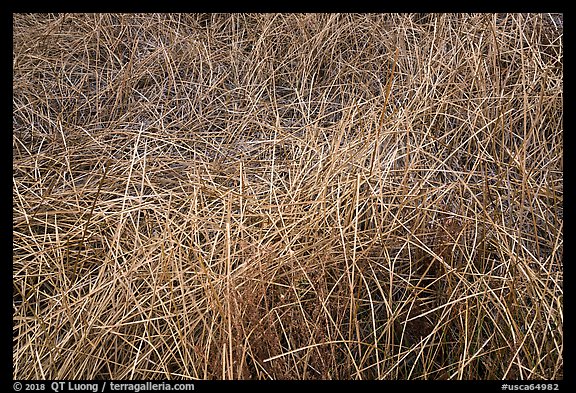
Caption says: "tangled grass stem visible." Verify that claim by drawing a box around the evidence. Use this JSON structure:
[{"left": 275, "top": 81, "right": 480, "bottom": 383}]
[{"left": 13, "top": 13, "right": 562, "bottom": 380}]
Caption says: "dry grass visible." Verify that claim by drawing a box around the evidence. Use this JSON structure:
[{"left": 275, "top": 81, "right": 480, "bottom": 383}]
[{"left": 13, "top": 13, "right": 563, "bottom": 380}]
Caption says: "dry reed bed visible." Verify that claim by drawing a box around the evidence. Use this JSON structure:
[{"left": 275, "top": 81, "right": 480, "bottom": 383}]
[{"left": 13, "top": 13, "right": 563, "bottom": 379}]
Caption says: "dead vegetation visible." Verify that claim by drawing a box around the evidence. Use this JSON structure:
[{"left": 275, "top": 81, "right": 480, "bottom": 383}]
[{"left": 13, "top": 13, "right": 563, "bottom": 380}]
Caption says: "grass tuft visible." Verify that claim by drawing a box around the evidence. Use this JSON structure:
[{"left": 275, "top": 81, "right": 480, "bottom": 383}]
[{"left": 13, "top": 13, "right": 562, "bottom": 380}]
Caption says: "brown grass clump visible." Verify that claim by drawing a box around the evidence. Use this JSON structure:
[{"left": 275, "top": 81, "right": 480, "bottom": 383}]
[{"left": 13, "top": 13, "right": 563, "bottom": 380}]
